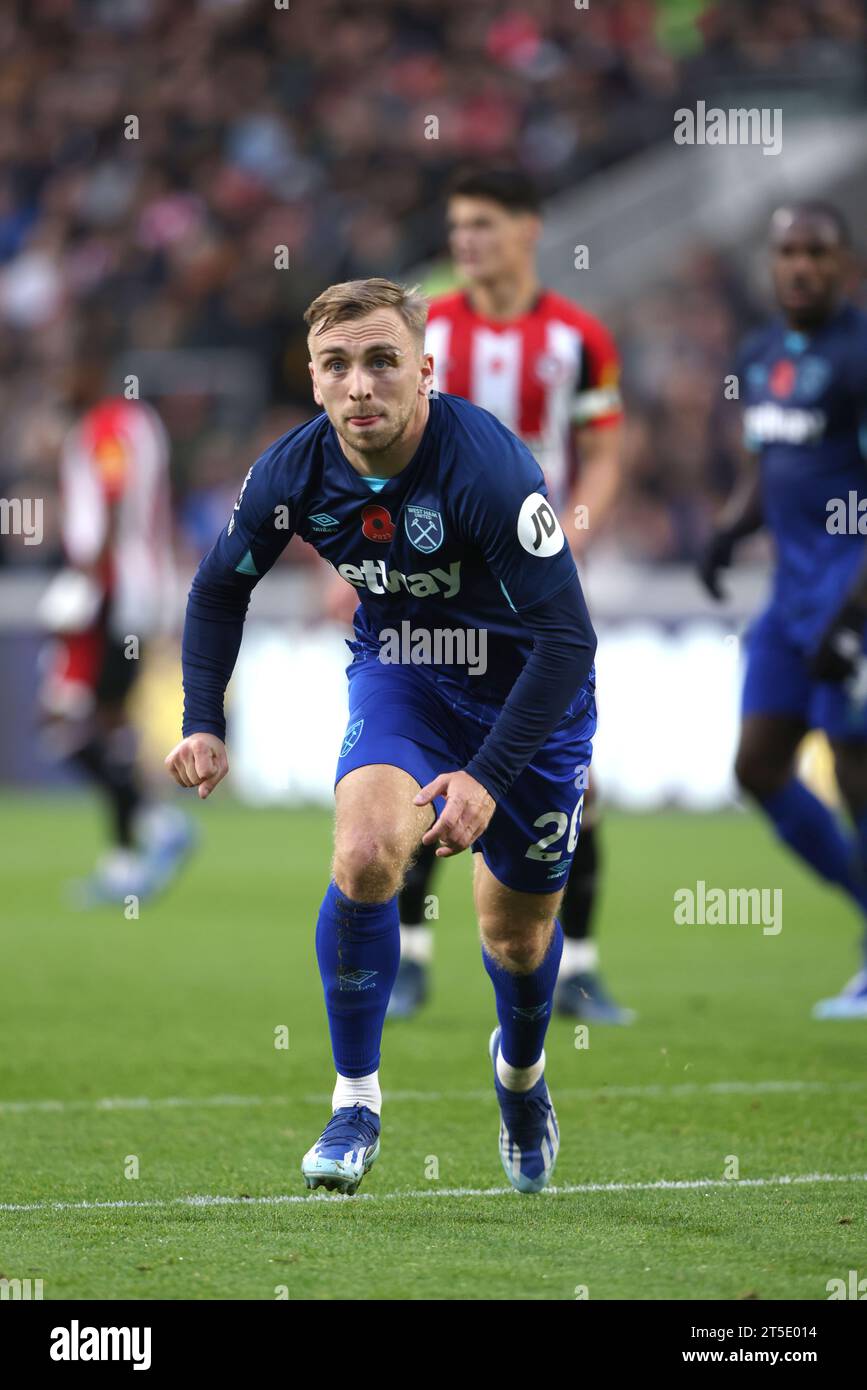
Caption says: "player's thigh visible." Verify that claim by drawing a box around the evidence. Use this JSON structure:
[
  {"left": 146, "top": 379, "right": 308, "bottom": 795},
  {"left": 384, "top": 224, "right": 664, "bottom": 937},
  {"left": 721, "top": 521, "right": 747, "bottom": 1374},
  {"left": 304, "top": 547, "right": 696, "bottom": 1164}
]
[
  {"left": 474, "top": 715, "right": 591, "bottom": 899},
  {"left": 581, "top": 769, "right": 600, "bottom": 828},
  {"left": 735, "top": 714, "right": 807, "bottom": 795},
  {"left": 472, "top": 711, "right": 592, "bottom": 966},
  {"left": 738, "top": 611, "right": 810, "bottom": 793},
  {"left": 473, "top": 853, "right": 562, "bottom": 969},
  {"left": 95, "top": 636, "right": 143, "bottom": 722},
  {"left": 332, "top": 661, "right": 461, "bottom": 891},
  {"left": 333, "top": 763, "right": 434, "bottom": 883},
  {"left": 741, "top": 609, "right": 811, "bottom": 717}
]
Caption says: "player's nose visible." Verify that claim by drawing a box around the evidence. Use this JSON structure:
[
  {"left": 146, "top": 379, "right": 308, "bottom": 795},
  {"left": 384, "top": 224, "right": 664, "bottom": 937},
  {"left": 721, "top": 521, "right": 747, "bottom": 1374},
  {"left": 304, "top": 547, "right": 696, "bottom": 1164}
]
[{"left": 346, "top": 370, "right": 372, "bottom": 401}]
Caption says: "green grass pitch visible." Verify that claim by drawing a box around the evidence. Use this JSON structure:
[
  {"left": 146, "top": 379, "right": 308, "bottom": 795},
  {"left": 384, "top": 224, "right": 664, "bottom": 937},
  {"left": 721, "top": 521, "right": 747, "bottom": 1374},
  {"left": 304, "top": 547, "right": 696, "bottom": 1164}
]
[{"left": 0, "top": 792, "right": 864, "bottom": 1300}]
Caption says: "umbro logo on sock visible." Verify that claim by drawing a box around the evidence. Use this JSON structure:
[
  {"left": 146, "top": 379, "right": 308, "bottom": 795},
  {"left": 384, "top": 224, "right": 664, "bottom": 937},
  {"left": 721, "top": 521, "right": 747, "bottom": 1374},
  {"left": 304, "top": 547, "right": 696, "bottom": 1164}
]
[
  {"left": 512, "top": 1003, "right": 549, "bottom": 1021},
  {"left": 338, "top": 969, "right": 379, "bottom": 991}
]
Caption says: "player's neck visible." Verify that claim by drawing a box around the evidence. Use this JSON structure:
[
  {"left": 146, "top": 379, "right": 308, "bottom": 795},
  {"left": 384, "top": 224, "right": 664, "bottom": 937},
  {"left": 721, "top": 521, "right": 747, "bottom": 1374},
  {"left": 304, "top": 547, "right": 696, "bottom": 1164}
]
[
  {"left": 782, "top": 298, "right": 844, "bottom": 335},
  {"left": 339, "top": 393, "right": 430, "bottom": 478},
  {"left": 467, "top": 272, "right": 541, "bottom": 323}
]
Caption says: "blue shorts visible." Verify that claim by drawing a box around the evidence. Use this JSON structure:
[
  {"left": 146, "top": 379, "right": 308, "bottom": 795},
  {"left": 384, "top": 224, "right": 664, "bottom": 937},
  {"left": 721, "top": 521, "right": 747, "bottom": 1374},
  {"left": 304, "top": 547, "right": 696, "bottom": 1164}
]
[
  {"left": 334, "top": 656, "right": 596, "bottom": 894},
  {"left": 742, "top": 604, "right": 867, "bottom": 740}
]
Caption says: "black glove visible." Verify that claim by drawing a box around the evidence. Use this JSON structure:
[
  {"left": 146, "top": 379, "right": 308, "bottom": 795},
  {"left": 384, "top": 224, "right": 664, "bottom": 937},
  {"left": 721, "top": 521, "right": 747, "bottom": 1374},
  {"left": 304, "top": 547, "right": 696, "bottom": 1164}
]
[
  {"left": 809, "top": 600, "right": 867, "bottom": 683},
  {"left": 698, "top": 529, "right": 737, "bottom": 601}
]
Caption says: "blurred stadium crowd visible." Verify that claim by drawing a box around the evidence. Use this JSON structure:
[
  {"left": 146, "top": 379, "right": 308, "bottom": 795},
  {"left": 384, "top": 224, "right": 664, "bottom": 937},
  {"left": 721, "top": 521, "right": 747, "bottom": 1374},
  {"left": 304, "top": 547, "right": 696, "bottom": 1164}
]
[{"left": 0, "top": 0, "right": 865, "bottom": 574}]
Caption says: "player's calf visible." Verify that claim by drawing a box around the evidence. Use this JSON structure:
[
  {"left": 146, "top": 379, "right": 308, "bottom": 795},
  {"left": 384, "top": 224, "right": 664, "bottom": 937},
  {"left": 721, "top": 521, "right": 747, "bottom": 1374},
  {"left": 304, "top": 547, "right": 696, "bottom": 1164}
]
[
  {"left": 475, "top": 857, "right": 562, "bottom": 976},
  {"left": 474, "top": 858, "right": 563, "bottom": 1186},
  {"left": 306, "top": 765, "right": 432, "bottom": 1190}
]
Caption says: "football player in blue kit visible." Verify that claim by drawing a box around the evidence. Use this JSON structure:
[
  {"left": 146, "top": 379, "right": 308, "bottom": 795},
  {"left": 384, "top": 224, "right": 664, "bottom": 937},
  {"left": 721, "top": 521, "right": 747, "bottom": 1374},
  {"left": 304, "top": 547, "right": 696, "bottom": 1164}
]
[
  {"left": 700, "top": 202, "right": 867, "bottom": 1019},
  {"left": 166, "top": 278, "right": 597, "bottom": 1192}
]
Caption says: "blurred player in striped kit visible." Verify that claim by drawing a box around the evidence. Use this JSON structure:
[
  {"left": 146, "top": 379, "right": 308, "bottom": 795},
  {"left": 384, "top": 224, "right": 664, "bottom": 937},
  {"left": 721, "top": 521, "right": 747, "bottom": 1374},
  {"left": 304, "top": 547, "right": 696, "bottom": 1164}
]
[
  {"left": 38, "top": 356, "right": 195, "bottom": 904},
  {"left": 390, "top": 169, "right": 633, "bottom": 1023}
]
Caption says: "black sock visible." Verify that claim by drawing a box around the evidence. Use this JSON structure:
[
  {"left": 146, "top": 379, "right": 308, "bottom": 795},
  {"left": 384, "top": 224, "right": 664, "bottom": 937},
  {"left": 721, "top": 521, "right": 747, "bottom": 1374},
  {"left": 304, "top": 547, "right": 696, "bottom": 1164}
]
[
  {"left": 70, "top": 733, "right": 143, "bottom": 849},
  {"left": 559, "top": 822, "right": 599, "bottom": 942},
  {"left": 398, "top": 837, "right": 439, "bottom": 926}
]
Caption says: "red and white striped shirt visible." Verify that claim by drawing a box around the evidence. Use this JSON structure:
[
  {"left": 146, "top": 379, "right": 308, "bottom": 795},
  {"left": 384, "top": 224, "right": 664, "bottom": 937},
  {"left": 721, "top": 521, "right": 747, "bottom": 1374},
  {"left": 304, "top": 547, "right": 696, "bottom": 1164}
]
[
  {"left": 61, "top": 397, "right": 175, "bottom": 637},
  {"left": 425, "top": 289, "right": 622, "bottom": 510}
]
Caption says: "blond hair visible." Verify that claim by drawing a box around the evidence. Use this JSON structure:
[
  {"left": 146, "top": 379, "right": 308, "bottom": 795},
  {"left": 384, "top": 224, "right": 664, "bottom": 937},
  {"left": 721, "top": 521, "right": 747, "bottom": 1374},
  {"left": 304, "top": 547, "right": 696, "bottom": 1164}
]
[{"left": 304, "top": 278, "right": 428, "bottom": 349}]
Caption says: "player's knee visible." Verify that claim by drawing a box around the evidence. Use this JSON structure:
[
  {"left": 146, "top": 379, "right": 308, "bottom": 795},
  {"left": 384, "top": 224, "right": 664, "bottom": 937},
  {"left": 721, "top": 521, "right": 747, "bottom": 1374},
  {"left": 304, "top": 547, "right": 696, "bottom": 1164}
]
[
  {"left": 332, "top": 828, "right": 406, "bottom": 902},
  {"left": 480, "top": 915, "right": 552, "bottom": 974},
  {"left": 734, "top": 747, "right": 786, "bottom": 800}
]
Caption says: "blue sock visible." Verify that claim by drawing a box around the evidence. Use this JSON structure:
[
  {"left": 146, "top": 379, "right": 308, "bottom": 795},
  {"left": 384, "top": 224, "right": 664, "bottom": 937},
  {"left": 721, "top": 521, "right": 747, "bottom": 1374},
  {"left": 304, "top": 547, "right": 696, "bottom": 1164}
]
[
  {"left": 850, "top": 807, "right": 867, "bottom": 956},
  {"left": 483, "top": 920, "right": 563, "bottom": 1068},
  {"left": 760, "top": 779, "right": 862, "bottom": 903},
  {"left": 315, "top": 881, "right": 400, "bottom": 1079}
]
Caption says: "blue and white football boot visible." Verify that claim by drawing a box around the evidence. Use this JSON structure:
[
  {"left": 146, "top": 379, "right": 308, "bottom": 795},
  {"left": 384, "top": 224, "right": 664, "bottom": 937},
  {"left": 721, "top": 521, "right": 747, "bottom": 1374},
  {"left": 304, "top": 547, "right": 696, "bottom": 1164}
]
[
  {"left": 812, "top": 968, "right": 867, "bottom": 1020},
  {"left": 489, "top": 1026, "right": 559, "bottom": 1194},
  {"left": 137, "top": 804, "right": 198, "bottom": 895},
  {"left": 555, "top": 971, "right": 636, "bottom": 1025},
  {"left": 301, "top": 1105, "right": 381, "bottom": 1195},
  {"left": 385, "top": 959, "right": 429, "bottom": 1020},
  {"left": 67, "top": 848, "right": 164, "bottom": 908},
  {"left": 68, "top": 807, "right": 198, "bottom": 908}
]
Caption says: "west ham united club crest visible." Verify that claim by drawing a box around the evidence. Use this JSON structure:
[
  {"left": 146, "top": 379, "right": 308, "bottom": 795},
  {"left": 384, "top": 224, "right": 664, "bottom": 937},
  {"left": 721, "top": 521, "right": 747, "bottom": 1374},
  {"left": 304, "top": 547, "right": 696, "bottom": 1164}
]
[
  {"left": 339, "top": 719, "right": 364, "bottom": 757},
  {"left": 404, "top": 505, "right": 444, "bottom": 553}
]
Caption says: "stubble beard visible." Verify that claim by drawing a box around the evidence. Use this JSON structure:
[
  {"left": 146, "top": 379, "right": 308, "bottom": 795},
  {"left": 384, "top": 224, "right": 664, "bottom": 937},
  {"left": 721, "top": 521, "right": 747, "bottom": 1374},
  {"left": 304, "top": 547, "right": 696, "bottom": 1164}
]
[{"left": 337, "top": 396, "right": 417, "bottom": 461}]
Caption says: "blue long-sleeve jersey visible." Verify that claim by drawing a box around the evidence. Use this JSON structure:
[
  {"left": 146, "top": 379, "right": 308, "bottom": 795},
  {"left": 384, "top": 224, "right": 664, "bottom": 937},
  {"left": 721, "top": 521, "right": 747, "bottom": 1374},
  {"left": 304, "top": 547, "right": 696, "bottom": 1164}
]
[
  {"left": 181, "top": 392, "right": 597, "bottom": 801},
  {"left": 737, "top": 302, "right": 867, "bottom": 645}
]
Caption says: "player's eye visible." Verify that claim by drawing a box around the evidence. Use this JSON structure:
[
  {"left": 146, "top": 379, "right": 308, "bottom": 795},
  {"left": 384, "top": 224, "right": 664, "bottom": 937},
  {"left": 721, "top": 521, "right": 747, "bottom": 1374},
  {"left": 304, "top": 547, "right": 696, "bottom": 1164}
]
[
  {"left": 327, "top": 360, "right": 346, "bottom": 373},
  {"left": 372, "top": 357, "right": 392, "bottom": 369}
]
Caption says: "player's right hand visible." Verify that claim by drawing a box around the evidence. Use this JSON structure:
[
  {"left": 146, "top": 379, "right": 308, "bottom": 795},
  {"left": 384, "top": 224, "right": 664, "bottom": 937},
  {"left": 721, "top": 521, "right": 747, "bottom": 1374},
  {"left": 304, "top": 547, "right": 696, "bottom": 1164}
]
[
  {"left": 697, "top": 529, "right": 735, "bottom": 601},
  {"left": 809, "top": 599, "right": 867, "bottom": 684},
  {"left": 164, "top": 733, "right": 228, "bottom": 800}
]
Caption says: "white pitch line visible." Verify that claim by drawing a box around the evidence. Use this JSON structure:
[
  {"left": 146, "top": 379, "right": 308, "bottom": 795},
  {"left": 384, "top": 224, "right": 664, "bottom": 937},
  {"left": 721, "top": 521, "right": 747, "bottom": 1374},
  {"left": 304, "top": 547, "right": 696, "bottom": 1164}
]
[
  {"left": 0, "top": 1172, "right": 865, "bottom": 1214},
  {"left": 0, "top": 1078, "right": 864, "bottom": 1116},
  {"left": 0, "top": 1094, "right": 291, "bottom": 1116},
  {"left": 303, "top": 1078, "right": 867, "bottom": 1105}
]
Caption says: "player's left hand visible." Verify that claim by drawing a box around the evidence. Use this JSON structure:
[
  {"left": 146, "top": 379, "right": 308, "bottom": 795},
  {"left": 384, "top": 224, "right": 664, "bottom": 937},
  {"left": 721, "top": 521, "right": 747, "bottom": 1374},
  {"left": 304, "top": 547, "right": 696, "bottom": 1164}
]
[
  {"left": 697, "top": 529, "right": 736, "bottom": 601},
  {"left": 414, "top": 770, "right": 496, "bottom": 857},
  {"left": 809, "top": 600, "right": 867, "bottom": 683}
]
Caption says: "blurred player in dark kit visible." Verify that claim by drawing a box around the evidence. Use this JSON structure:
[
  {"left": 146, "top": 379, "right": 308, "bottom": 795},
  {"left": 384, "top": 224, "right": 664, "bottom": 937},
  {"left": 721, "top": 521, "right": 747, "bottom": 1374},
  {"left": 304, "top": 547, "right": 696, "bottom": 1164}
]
[{"left": 701, "top": 202, "right": 867, "bottom": 1019}]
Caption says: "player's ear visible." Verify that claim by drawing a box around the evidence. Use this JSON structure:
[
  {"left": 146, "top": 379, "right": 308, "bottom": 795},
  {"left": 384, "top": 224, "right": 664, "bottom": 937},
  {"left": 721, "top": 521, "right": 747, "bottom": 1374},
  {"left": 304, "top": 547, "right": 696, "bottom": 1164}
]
[{"left": 419, "top": 352, "right": 435, "bottom": 397}]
